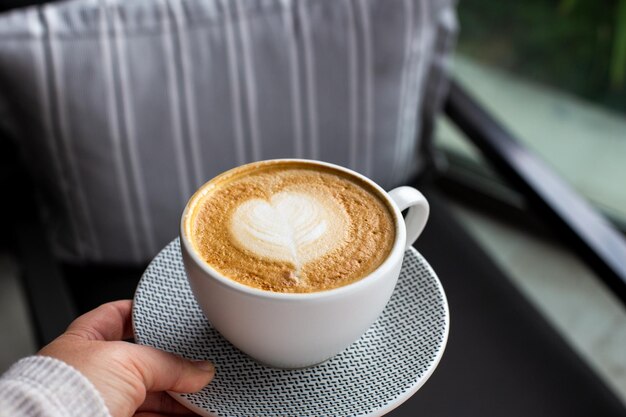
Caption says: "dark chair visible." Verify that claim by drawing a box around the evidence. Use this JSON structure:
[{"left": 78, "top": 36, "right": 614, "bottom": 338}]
[{"left": 2, "top": 1, "right": 625, "bottom": 416}]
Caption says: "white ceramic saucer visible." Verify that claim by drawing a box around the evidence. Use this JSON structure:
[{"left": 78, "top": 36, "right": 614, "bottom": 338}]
[{"left": 132, "top": 239, "right": 449, "bottom": 417}]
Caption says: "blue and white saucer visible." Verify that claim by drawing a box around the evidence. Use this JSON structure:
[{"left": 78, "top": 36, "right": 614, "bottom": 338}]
[{"left": 132, "top": 239, "right": 449, "bottom": 417}]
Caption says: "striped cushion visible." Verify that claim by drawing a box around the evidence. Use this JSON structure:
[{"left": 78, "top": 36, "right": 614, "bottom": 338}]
[{"left": 0, "top": 0, "right": 456, "bottom": 263}]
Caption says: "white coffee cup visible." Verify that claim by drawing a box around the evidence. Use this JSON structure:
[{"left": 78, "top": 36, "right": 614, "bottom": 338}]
[{"left": 180, "top": 159, "right": 429, "bottom": 368}]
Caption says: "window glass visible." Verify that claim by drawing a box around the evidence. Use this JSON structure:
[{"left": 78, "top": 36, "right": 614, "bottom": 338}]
[{"left": 436, "top": 0, "right": 626, "bottom": 228}]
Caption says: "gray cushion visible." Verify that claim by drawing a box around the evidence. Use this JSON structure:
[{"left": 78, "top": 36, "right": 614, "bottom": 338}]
[{"left": 0, "top": 0, "right": 456, "bottom": 263}]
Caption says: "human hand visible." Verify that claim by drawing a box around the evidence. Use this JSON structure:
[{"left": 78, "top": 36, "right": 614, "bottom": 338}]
[{"left": 38, "top": 300, "right": 214, "bottom": 417}]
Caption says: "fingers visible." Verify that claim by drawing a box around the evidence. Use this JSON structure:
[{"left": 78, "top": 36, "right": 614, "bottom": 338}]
[
  {"left": 128, "top": 344, "right": 215, "bottom": 394},
  {"left": 66, "top": 300, "right": 134, "bottom": 341},
  {"left": 135, "top": 413, "right": 199, "bottom": 417},
  {"left": 137, "top": 392, "right": 199, "bottom": 415}
]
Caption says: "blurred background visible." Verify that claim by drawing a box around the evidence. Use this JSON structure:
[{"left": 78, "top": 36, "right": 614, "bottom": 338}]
[
  {"left": 0, "top": 0, "right": 625, "bottom": 414},
  {"left": 439, "top": 0, "right": 626, "bottom": 226},
  {"left": 436, "top": 0, "right": 626, "bottom": 404}
]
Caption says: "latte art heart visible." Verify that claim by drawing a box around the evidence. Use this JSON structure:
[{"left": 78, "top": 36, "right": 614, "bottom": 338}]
[
  {"left": 230, "top": 191, "right": 348, "bottom": 270},
  {"left": 188, "top": 163, "right": 395, "bottom": 293}
]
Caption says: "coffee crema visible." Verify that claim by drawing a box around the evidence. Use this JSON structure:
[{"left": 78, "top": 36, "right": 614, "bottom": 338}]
[{"left": 185, "top": 161, "right": 396, "bottom": 293}]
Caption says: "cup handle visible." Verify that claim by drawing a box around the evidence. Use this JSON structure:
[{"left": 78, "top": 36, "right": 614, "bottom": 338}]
[{"left": 388, "top": 186, "right": 429, "bottom": 250}]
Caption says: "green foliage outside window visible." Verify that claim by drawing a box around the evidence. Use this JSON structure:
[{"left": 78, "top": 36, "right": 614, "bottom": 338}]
[{"left": 458, "top": 0, "right": 626, "bottom": 114}]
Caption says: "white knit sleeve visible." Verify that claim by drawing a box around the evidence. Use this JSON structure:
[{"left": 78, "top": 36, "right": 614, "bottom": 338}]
[{"left": 0, "top": 356, "right": 111, "bottom": 417}]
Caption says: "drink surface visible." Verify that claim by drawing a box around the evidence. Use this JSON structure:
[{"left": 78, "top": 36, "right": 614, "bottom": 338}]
[{"left": 186, "top": 161, "right": 396, "bottom": 293}]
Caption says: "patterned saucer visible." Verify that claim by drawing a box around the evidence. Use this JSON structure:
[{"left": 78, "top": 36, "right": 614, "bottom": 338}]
[{"left": 132, "top": 239, "right": 449, "bottom": 417}]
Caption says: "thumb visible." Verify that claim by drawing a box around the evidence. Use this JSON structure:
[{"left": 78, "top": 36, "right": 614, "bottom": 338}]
[{"left": 126, "top": 344, "right": 215, "bottom": 394}]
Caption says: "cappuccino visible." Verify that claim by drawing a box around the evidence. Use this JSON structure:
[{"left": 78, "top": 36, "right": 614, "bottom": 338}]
[{"left": 185, "top": 161, "right": 395, "bottom": 293}]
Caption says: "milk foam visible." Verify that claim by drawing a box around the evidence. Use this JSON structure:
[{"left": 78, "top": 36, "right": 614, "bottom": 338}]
[
  {"left": 230, "top": 190, "right": 348, "bottom": 276},
  {"left": 188, "top": 162, "right": 395, "bottom": 293}
]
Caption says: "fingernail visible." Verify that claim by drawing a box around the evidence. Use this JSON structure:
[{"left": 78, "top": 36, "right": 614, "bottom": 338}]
[{"left": 193, "top": 360, "right": 215, "bottom": 374}]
